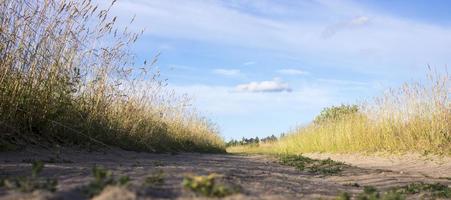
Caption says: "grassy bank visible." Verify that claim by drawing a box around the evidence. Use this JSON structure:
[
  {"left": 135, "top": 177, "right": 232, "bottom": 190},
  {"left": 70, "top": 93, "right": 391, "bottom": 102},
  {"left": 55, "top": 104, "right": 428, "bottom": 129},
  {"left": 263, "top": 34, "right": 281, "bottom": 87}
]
[
  {"left": 229, "top": 69, "right": 450, "bottom": 155},
  {"left": 0, "top": 0, "right": 225, "bottom": 152}
]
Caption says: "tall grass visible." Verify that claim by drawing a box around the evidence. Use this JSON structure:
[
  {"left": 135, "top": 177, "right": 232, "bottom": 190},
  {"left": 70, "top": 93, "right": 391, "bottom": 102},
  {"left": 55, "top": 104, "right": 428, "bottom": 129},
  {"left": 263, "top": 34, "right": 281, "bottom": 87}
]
[
  {"left": 0, "top": 0, "right": 225, "bottom": 152},
  {"left": 230, "top": 68, "right": 450, "bottom": 155}
]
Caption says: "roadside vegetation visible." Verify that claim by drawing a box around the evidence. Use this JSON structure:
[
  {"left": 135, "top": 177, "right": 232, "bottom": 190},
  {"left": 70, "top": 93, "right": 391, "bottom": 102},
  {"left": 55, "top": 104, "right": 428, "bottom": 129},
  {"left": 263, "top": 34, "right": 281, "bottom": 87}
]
[
  {"left": 0, "top": 0, "right": 225, "bottom": 152},
  {"left": 0, "top": 161, "right": 57, "bottom": 193},
  {"left": 228, "top": 68, "right": 450, "bottom": 155},
  {"left": 337, "top": 183, "right": 451, "bottom": 200},
  {"left": 278, "top": 154, "right": 347, "bottom": 175}
]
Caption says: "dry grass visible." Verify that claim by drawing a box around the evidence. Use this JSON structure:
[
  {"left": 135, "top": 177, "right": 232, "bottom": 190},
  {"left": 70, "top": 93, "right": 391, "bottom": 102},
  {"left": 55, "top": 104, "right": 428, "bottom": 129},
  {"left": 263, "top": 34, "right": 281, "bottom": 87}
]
[
  {"left": 0, "top": 0, "right": 224, "bottom": 152},
  {"left": 229, "top": 68, "right": 450, "bottom": 155}
]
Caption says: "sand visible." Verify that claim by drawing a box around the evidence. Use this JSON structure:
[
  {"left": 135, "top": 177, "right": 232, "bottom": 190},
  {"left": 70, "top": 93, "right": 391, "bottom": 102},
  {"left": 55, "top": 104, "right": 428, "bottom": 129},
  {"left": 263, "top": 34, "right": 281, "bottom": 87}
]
[{"left": 0, "top": 148, "right": 449, "bottom": 199}]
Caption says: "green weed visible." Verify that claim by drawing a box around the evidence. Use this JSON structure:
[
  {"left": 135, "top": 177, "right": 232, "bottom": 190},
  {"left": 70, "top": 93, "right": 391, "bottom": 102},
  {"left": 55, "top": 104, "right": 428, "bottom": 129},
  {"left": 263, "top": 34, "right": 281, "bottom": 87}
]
[
  {"left": 182, "top": 173, "right": 236, "bottom": 197},
  {"left": 279, "top": 155, "right": 346, "bottom": 175},
  {"left": 83, "top": 166, "right": 130, "bottom": 197},
  {"left": 337, "top": 183, "right": 450, "bottom": 200},
  {"left": 389, "top": 182, "right": 451, "bottom": 199},
  {"left": 336, "top": 192, "right": 351, "bottom": 200}
]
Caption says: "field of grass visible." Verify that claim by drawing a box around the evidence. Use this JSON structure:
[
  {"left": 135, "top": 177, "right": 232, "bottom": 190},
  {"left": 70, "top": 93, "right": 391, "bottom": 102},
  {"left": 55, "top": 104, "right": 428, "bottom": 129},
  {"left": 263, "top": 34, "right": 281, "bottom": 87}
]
[
  {"left": 0, "top": 0, "right": 225, "bottom": 152},
  {"left": 229, "top": 68, "right": 450, "bottom": 156}
]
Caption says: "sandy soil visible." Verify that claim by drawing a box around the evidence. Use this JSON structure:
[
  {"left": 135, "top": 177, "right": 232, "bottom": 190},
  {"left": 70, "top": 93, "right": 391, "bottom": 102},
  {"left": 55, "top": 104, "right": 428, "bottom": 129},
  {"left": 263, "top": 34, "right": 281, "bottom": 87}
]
[
  {"left": 304, "top": 153, "right": 451, "bottom": 179},
  {"left": 0, "top": 148, "right": 450, "bottom": 199}
]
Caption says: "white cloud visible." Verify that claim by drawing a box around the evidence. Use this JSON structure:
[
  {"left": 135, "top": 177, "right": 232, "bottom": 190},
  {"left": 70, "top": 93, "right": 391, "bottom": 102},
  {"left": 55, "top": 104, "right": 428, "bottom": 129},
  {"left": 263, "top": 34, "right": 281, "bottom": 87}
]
[
  {"left": 277, "top": 69, "right": 309, "bottom": 76},
  {"left": 212, "top": 69, "right": 241, "bottom": 77},
  {"left": 235, "top": 78, "right": 292, "bottom": 93},
  {"left": 322, "top": 16, "right": 370, "bottom": 38},
  {"left": 350, "top": 16, "right": 370, "bottom": 26},
  {"left": 170, "top": 83, "right": 332, "bottom": 116},
  {"left": 243, "top": 61, "right": 256, "bottom": 66}
]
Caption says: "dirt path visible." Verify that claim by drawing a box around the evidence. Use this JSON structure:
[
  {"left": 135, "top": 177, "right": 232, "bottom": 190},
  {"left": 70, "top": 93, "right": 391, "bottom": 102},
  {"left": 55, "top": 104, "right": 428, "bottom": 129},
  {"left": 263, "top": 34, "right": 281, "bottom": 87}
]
[{"left": 0, "top": 148, "right": 450, "bottom": 199}]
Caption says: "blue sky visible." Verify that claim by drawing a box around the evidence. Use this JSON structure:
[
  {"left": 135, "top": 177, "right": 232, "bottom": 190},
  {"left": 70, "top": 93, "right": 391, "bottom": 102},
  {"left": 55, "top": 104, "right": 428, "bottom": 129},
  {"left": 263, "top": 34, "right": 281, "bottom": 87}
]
[{"left": 110, "top": 0, "right": 451, "bottom": 140}]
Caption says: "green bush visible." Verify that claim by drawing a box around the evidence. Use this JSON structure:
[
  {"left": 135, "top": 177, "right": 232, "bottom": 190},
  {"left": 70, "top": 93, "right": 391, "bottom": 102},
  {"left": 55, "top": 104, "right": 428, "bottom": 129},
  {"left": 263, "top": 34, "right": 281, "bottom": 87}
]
[{"left": 313, "top": 104, "right": 359, "bottom": 124}]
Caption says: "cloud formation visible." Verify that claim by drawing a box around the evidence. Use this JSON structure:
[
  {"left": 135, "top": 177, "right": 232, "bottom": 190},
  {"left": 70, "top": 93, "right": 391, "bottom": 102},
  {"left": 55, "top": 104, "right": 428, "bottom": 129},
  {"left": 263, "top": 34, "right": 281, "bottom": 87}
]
[
  {"left": 112, "top": 0, "right": 451, "bottom": 73},
  {"left": 235, "top": 78, "right": 292, "bottom": 93},
  {"left": 212, "top": 69, "right": 241, "bottom": 77},
  {"left": 277, "top": 69, "right": 309, "bottom": 76}
]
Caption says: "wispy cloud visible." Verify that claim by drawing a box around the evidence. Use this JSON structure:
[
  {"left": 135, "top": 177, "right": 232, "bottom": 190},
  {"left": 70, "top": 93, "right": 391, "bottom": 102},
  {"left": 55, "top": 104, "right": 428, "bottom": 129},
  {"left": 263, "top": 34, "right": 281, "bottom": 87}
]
[
  {"left": 316, "top": 78, "right": 368, "bottom": 86},
  {"left": 212, "top": 69, "right": 242, "bottom": 77},
  {"left": 277, "top": 69, "right": 309, "bottom": 76},
  {"left": 322, "top": 16, "right": 370, "bottom": 39},
  {"left": 235, "top": 78, "right": 292, "bottom": 93},
  {"left": 168, "top": 64, "right": 195, "bottom": 71},
  {"left": 243, "top": 61, "right": 256, "bottom": 66}
]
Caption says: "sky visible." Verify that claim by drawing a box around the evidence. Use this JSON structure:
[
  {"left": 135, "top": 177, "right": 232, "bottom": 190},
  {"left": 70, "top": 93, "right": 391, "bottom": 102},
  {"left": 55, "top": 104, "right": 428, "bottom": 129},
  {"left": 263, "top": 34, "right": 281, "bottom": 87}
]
[{"left": 110, "top": 0, "right": 451, "bottom": 140}]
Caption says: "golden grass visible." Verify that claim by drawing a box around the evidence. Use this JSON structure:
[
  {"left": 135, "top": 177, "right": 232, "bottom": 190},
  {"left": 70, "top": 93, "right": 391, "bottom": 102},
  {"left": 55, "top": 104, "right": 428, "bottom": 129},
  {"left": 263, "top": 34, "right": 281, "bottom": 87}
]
[
  {"left": 229, "top": 68, "right": 450, "bottom": 155},
  {"left": 0, "top": 0, "right": 224, "bottom": 152}
]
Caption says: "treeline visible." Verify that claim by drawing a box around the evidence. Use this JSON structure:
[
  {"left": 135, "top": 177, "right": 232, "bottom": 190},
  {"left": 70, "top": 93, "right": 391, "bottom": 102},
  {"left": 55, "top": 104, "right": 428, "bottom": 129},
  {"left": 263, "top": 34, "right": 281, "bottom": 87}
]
[{"left": 226, "top": 135, "right": 278, "bottom": 147}]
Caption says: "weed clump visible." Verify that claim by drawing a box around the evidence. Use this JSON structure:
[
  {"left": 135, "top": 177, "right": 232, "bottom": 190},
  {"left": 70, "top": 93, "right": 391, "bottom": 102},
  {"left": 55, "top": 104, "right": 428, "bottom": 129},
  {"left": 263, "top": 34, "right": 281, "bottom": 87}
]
[
  {"left": 1, "top": 161, "right": 57, "bottom": 193},
  {"left": 389, "top": 182, "right": 451, "bottom": 199},
  {"left": 83, "top": 166, "right": 130, "bottom": 197},
  {"left": 279, "top": 154, "right": 346, "bottom": 175},
  {"left": 182, "top": 173, "right": 237, "bottom": 197},
  {"left": 337, "top": 182, "right": 450, "bottom": 200}
]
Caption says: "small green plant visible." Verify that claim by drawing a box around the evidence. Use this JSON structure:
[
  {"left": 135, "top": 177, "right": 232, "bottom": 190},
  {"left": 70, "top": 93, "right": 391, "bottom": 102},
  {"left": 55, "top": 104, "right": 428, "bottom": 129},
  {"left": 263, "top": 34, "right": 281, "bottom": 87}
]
[
  {"left": 357, "top": 186, "right": 380, "bottom": 200},
  {"left": 389, "top": 182, "right": 451, "bottom": 198},
  {"left": 83, "top": 166, "right": 130, "bottom": 197},
  {"left": 279, "top": 155, "right": 346, "bottom": 175},
  {"left": 336, "top": 192, "right": 351, "bottom": 200},
  {"left": 1, "top": 161, "right": 57, "bottom": 193},
  {"left": 144, "top": 170, "right": 165, "bottom": 187},
  {"left": 182, "top": 173, "right": 236, "bottom": 197},
  {"left": 338, "top": 185, "right": 404, "bottom": 200}
]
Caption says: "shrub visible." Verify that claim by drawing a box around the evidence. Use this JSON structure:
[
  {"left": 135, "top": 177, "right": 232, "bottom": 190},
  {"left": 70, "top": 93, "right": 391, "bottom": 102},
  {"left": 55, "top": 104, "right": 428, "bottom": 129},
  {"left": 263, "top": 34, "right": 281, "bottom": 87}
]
[{"left": 314, "top": 104, "right": 359, "bottom": 124}]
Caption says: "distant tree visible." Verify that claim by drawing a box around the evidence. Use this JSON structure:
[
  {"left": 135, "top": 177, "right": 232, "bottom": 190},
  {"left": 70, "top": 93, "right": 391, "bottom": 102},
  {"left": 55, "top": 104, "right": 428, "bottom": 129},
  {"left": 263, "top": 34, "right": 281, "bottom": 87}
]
[{"left": 261, "top": 134, "right": 277, "bottom": 143}]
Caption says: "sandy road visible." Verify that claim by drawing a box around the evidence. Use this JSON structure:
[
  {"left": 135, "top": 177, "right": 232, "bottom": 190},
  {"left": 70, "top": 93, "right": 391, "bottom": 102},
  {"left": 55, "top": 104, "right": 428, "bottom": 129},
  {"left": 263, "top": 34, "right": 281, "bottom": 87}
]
[{"left": 0, "top": 148, "right": 450, "bottom": 199}]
